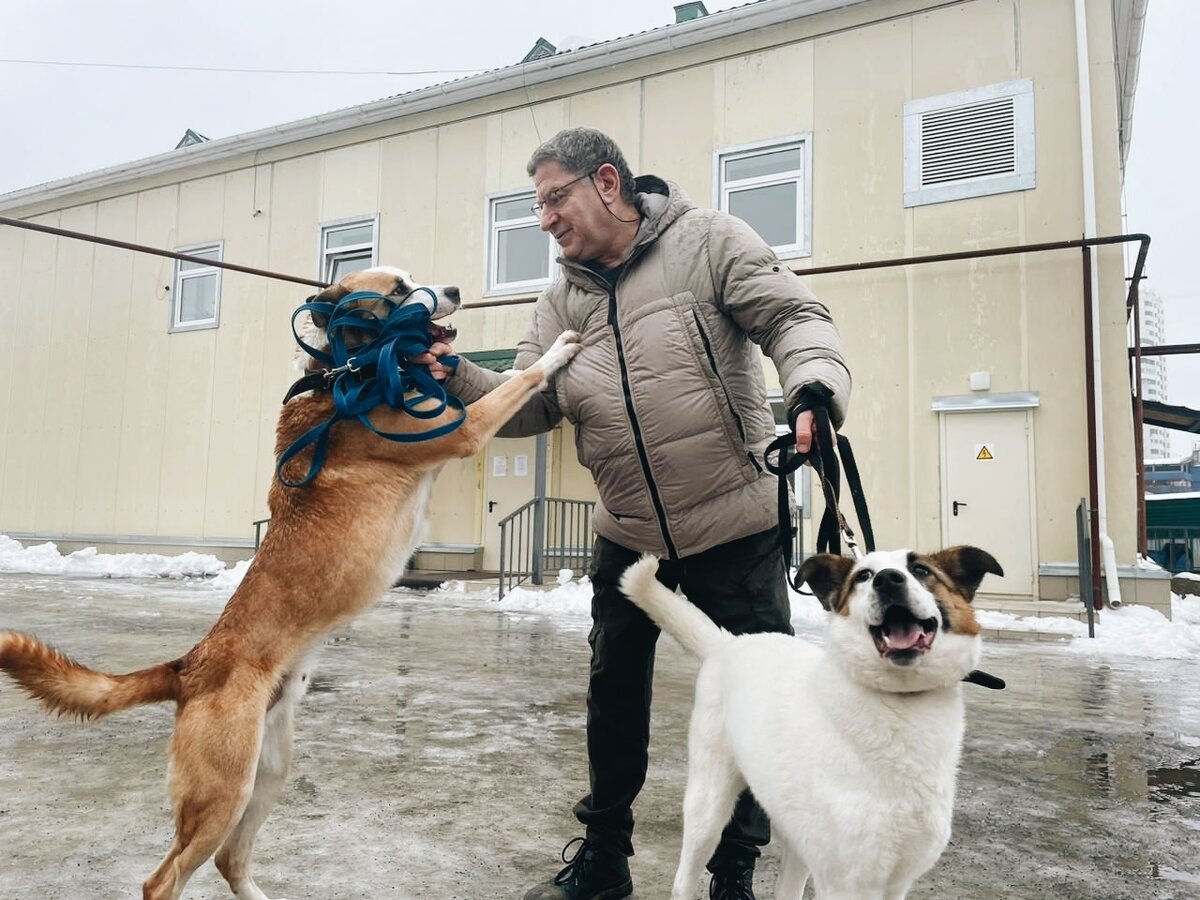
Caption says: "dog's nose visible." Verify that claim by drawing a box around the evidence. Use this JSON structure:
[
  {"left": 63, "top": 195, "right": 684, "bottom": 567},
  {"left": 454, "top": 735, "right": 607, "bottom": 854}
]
[
  {"left": 872, "top": 568, "right": 907, "bottom": 595},
  {"left": 445, "top": 286, "right": 461, "bottom": 304}
]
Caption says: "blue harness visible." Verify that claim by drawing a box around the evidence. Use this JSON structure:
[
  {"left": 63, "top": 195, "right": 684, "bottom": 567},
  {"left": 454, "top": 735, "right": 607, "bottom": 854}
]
[{"left": 277, "top": 288, "right": 464, "bottom": 487}]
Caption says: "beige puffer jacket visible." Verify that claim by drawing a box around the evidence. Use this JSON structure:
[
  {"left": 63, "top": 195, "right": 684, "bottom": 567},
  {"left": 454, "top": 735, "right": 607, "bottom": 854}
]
[{"left": 447, "top": 176, "right": 850, "bottom": 558}]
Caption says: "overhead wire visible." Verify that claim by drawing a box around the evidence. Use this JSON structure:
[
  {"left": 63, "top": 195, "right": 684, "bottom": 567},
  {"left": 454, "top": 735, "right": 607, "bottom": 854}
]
[{"left": 0, "top": 57, "right": 485, "bottom": 77}]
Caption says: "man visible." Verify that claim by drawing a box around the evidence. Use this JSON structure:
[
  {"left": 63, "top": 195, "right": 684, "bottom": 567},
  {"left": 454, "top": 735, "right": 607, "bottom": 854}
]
[{"left": 436, "top": 127, "right": 850, "bottom": 900}]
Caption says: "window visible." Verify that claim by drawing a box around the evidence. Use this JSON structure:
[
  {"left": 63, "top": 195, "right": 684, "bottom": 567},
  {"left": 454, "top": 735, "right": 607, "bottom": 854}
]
[
  {"left": 904, "top": 78, "right": 1035, "bottom": 207},
  {"left": 170, "top": 243, "right": 222, "bottom": 331},
  {"left": 715, "top": 136, "right": 811, "bottom": 259},
  {"left": 320, "top": 216, "right": 378, "bottom": 283},
  {"left": 486, "top": 190, "right": 554, "bottom": 295}
]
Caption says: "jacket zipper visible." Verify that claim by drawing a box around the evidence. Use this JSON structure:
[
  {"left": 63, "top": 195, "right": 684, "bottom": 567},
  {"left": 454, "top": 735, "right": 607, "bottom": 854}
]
[
  {"left": 608, "top": 287, "right": 679, "bottom": 559},
  {"left": 692, "top": 310, "right": 746, "bottom": 442}
]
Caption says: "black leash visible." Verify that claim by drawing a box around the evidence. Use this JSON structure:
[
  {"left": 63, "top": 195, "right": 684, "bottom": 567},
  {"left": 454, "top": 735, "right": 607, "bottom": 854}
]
[
  {"left": 763, "top": 405, "right": 1004, "bottom": 691},
  {"left": 763, "top": 405, "right": 874, "bottom": 578}
]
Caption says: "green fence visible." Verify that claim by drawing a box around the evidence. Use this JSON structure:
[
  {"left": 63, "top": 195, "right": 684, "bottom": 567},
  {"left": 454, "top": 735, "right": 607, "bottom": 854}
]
[{"left": 1146, "top": 495, "right": 1200, "bottom": 573}]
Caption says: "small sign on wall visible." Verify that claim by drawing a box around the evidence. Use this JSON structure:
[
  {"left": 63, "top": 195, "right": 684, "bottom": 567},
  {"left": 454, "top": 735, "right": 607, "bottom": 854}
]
[
  {"left": 514, "top": 454, "right": 529, "bottom": 477},
  {"left": 492, "top": 455, "right": 507, "bottom": 477},
  {"left": 974, "top": 444, "right": 995, "bottom": 461}
]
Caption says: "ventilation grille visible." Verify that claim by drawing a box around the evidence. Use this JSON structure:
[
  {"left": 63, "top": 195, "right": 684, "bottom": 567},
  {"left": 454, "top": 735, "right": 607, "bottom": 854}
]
[{"left": 919, "top": 97, "right": 1017, "bottom": 187}]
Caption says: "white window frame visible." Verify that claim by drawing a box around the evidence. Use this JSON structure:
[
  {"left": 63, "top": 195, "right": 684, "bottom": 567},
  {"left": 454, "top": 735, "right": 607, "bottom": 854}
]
[
  {"left": 484, "top": 187, "right": 555, "bottom": 297},
  {"left": 903, "top": 78, "right": 1035, "bottom": 208},
  {"left": 318, "top": 215, "right": 379, "bottom": 283},
  {"left": 169, "top": 241, "right": 223, "bottom": 332},
  {"left": 713, "top": 135, "right": 812, "bottom": 260}
]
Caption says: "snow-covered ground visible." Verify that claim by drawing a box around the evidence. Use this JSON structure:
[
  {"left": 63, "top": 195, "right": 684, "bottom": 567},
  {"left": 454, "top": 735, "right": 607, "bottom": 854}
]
[{"left": 3, "top": 534, "right": 1197, "bottom": 659}]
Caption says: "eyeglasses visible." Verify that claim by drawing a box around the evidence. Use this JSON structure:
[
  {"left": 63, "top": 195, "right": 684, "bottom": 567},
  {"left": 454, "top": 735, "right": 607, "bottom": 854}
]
[{"left": 531, "top": 171, "right": 595, "bottom": 217}]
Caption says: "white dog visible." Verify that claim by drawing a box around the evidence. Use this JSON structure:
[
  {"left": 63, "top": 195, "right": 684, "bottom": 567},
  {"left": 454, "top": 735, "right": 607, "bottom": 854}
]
[{"left": 619, "top": 546, "right": 1002, "bottom": 900}]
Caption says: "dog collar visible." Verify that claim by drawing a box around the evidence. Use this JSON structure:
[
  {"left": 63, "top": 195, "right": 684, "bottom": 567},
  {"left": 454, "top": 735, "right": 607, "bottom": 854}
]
[
  {"left": 963, "top": 669, "right": 1005, "bottom": 690},
  {"left": 281, "top": 361, "right": 376, "bottom": 405},
  {"left": 282, "top": 370, "right": 334, "bottom": 404}
]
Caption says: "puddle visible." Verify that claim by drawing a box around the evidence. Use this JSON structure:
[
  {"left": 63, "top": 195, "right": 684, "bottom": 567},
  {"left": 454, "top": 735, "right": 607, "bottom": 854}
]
[{"left": 1148, "top": 758, "right": 1200, "bottom": 799}]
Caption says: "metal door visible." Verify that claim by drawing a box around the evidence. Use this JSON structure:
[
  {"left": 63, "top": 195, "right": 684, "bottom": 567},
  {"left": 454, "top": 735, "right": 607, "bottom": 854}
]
[{"left": 940, "top": 410, "right": 1036, "bottom": 596}]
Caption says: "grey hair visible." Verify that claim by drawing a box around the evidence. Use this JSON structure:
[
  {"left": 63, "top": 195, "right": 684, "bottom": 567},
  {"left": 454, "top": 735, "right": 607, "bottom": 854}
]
[{"left": 526, "top": 127, "right": 637, "bottom": 205}]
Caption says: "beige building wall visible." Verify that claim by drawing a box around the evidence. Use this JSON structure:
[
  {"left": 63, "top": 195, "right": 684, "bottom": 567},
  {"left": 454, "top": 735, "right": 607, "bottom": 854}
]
[{"left": 0, "top": 0, "right": 1136, "bottom": 582}]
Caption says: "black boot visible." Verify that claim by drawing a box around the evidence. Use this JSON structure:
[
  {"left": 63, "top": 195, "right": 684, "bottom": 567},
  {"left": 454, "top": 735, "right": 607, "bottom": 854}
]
[
  {"left": 522, "top": 837, "right": 633, "bottom": 900},
  {"left": 707, "top": 856, "right": 756, "bottom": 899}
]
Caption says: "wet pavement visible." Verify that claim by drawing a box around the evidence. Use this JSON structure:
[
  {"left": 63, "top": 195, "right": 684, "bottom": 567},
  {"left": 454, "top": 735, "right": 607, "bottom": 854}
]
[{"left": 0, "top": 573, "right": 1198, "bottom": 900}]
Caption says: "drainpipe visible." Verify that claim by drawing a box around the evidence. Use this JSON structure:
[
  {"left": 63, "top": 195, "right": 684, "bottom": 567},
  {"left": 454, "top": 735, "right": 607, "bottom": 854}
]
[{"left": 1075, "top": 0, "right": 1123, "bottom": 608}]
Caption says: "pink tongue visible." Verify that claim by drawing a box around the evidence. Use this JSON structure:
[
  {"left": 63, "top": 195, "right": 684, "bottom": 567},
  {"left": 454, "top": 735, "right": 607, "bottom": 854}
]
[{"left": 885, "top": 623, "right": 925, "bottom": 651}]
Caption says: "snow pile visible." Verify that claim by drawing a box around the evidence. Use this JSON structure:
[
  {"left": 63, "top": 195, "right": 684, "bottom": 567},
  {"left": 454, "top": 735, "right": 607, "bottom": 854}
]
[
  {"left": 496, "top": 569, "right": 593, "bottom": 620},
  {"left": 210, "top": 559, "right": 252, "bottom": 592},
  {"left": 0, "top": 534, "right": 229, "bottom": 579},
  {"left": 975, "top": 594, "right": 1200, "bottom": 659},
  {"left": 477, "top": 568, "right": 832, "bottom": 630}
]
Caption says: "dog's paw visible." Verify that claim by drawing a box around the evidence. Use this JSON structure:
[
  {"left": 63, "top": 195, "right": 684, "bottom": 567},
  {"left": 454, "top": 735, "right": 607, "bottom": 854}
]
[
  {"left": 540, "top": 330, "right": 583, "bottom": 376},
  {"left": 550, "top": 330, "right": 581, "bottom": 353}
]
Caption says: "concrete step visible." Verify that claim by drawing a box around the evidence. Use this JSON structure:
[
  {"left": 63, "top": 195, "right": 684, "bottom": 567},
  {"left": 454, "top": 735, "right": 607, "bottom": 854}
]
[
  {"left": 975, "top": 597, "right": 1092, "bottom": 621},
  {"left": 974, "top": 596, "right": 1097, "bottom": 642}
]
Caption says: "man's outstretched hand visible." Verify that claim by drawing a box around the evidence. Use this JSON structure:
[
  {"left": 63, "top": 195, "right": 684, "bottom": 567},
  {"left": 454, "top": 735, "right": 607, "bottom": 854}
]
[{"left": 408, "top": 340, "right": 456, "bottom": 381}]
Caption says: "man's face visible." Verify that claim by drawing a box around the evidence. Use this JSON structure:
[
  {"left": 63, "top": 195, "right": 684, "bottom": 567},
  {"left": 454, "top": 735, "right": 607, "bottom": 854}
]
[{"left": 532, "top": 160, "right": 619, "bottom": 264}]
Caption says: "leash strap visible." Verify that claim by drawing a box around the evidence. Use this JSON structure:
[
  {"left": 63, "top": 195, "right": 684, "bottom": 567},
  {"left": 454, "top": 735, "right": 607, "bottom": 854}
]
[
  {"left": 764, "top": 405, "right": 875, "bottom": 581},
  {"left": 277, "top": 289, "right": 466, "bottom": 487}
]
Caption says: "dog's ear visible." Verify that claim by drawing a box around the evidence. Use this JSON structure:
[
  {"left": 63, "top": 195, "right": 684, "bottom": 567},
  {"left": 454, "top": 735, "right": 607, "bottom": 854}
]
[
  {"left": 926, "top": 546, "right": 1003, "bottom": 602},
  {"left": 797, "top": 553, "right": 854, "bottom": 611},
  {"left": 306, "top": 285, "right": 349, "bottom": 328}
]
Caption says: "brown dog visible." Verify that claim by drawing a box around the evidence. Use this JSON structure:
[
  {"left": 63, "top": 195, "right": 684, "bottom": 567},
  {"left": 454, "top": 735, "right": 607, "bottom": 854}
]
[{"left": 0, "top": 266, "right": 581, "bottom": 900}]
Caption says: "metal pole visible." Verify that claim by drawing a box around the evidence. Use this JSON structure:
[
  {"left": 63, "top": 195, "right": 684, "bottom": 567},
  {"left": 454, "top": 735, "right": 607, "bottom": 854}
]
[
  {"left": 1076, "top": 499, "right": 1096, "bottom": 638},
  {"left": 1131, "top": 281, "right": 1148, "bottom": 557},
  {"left": 498, "top": 525, "right": 508, "bottom": 600},
  {"left": 1081, "top": 246, "right": 1104, "bottom": 611},
  {"left": 0, "top": 214, "right": 329, "bottom": 289},
  {"left": 532, "top": 434, "right": 547, "bottom": 585}
]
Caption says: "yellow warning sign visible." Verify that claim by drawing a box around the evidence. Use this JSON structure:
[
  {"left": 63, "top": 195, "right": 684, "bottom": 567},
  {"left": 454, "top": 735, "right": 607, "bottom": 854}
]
[{"left": 975, "top": 444, "right": 994, "bottom": 461}]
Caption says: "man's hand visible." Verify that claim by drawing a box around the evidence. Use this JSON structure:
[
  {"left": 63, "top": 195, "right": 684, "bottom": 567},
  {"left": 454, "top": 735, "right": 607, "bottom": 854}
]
[
  {"left": 408, "top": 340, "right": 456, "bottom": 381},
  {"left": 793, "top": 409, "right": 836, "bottom": 455}
]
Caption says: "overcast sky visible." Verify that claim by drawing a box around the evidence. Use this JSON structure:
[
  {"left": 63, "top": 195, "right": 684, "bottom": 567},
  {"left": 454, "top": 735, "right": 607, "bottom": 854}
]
[{"left": 2, "top": 0, "right": 1197, "bottom": 445}]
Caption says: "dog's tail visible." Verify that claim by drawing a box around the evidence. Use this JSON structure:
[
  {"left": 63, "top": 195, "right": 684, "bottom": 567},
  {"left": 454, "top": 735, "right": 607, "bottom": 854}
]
[
  {"left": 0, "top": 630, "right": 182, "bottom": 720},
  {"left": 619, "top": 555, "right": 731, "bottom": 660}
]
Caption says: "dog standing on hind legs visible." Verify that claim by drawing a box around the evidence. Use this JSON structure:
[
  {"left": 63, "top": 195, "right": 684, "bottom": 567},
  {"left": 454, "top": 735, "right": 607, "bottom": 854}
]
[
  {"left": 0, "top": 266, "right": 582, "bottom": 900},
  {"left": 619, "top": 545, "right": 1002, "bottom": 900}
]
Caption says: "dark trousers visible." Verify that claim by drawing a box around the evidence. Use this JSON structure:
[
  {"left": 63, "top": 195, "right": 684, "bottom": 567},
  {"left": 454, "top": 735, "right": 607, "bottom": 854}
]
[{"left": 573, "top": 527, "right": 793, "bottom": 869}]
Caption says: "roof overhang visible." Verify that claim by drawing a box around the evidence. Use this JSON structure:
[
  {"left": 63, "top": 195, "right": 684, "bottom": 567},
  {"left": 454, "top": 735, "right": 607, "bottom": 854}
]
[
  {"left": 1112, "top": 0, "right": 1149, "bottom": 170},
  {"left": 1141, "top": 399, "right": 1200, "bottom": 434}
]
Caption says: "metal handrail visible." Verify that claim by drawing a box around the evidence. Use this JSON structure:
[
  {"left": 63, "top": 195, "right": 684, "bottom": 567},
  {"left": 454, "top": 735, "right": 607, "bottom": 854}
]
[
  {"left": 498, "top": 497, "right": 596, "bottom": 599},
  {"left": 253, "top": 518, "right": 270, "bottom": 550},
  {"left": 497, "top": 498, "right": 539, "bottom": 599}
]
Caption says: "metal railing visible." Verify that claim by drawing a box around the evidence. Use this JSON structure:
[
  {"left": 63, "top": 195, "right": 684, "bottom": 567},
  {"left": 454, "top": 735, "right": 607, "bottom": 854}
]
[
  {"left": 498, "top": 497, "right": 807, "bottom": 599},
  {"left": 1146, "top": 526, "right": 1199, "bottom": 575},
  {"left": 498, "top": 497, "right": 595, "bottom": 599}
]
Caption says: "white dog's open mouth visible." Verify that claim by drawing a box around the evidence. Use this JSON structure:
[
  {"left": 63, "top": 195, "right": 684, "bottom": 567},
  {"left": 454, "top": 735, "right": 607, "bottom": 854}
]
[{"left": 870, "top": 607, "right": 937, "bottom": 659}]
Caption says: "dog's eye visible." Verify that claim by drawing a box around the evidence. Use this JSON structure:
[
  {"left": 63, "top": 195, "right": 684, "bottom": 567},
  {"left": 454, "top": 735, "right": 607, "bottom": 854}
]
[
  {"left": 853, "top": 568, "right": 873, "bottom": 583},
  {"left": 911, "top": 563, "right": 930, "bottom": 578}
]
